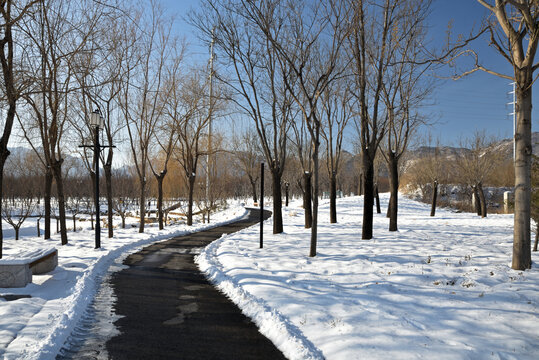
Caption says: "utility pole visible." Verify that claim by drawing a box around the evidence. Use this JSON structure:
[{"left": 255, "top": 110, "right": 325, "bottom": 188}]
[
  {"left": 206, "top": 30, "right": 215, "bottom": 223},
  {"left": 508, "top": 82, "right": 516, "bottom": 162}
]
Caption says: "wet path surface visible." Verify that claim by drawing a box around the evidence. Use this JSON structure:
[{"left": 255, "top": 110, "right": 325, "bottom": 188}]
[{"left": 58, "top": 209, "right": 285, "bottom": 360}]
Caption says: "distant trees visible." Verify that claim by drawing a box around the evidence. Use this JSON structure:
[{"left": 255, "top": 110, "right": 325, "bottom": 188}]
[
  {"left": 232, "top": 130, "right": 262, "bottom": 204},
  {"left": 321, "top": 78, "right": 353, "bottom": 224},
  {"left": 401, "top": 134, "right": 512, "bottom": 216},
  {"left": 453, "top": 132, "right": 501, "bottom": 218},
  {"left": 173, "top": 70, "right": 211, "bottom": 226},
  {"left": 121, "top": 3, "right": 175, "bottom": 233},
  {"left": 2, "top": 153, "right": 37, "bottom": 240}
]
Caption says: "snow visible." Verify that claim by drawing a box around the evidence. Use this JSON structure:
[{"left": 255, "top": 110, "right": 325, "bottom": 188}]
[
  {"left": 196, "top": 194, "right": 539, "bottom": 360},
  {"left": 0, "top": 247, "right": 56, "bottom": 265},
  {"left": 0, "top": 204, "right": 248, "bottom": 360},
  {"left": 1, "top": 194, "right": 538, "bottom": 360}
]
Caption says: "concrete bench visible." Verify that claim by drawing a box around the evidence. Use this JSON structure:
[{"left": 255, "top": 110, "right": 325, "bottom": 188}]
[{"left": 0, "top": 248, "right": 58, "bottom": 288}]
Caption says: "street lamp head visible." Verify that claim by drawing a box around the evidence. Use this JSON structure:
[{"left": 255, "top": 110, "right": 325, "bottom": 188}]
[{"left": 89, "top": 109, "right": 104, "bottom": 130}]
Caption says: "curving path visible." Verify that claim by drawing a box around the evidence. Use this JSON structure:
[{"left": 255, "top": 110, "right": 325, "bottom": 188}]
[{"left": 59, "top": 208, "right": 286, "bottom": 359}]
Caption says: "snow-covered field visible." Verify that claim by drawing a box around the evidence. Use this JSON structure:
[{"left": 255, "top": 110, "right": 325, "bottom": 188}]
[
  {"left": 196, "top": 194, "right": 539, "bottom": 360},
  {"left": 0, "top": 204, "right": 248, "bottom": 360}
]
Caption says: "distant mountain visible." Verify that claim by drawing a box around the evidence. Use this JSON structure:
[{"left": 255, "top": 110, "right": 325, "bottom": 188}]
[{"left": 407, "top": 132, "right": 539, "bottom": 162}]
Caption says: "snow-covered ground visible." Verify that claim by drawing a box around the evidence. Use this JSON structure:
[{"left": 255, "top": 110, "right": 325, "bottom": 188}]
[
  {"left": 0, "top": 204, "right": 248, "bottom": 360},
  {"left": 196, "top": 194, "right": 539, "bottom": 360}
]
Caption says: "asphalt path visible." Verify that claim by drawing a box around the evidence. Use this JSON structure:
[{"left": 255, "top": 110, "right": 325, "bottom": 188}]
[{"left": 101, "top": 208, "right": 286, "bottom": 359}]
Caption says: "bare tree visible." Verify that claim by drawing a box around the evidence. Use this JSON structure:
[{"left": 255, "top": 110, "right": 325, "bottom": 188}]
[
  {"left": 348, "top": 0, "right": 433, "bottom": 239},
  {"left": 2, "top": 151, "right": 37, "bottom": 240},
  {"left": 232, "top": 129, "right": 262, "bottom": 204},
  {"left": 0, "top": 0, "right": 40, "bottom": 257},
  {"left": 321, "top": 79, "right": 353, "bottom": 224},
  {"left": 532, "top": 155, "right": 539, "bottom": 252},
  {"left": 245, "top": 0, "right": 349, "bottom": 256},
  {"left": 349, "top": 0, "right": 389, "bottom": 240},
  {"left": 72, "top": 8, "right": 132, "bottom": 239},
  {"left": 191, "top": 0, "right": 294, "bottom": 234},
  {"left": 457, "top": 0, "right": 538, "bottom": 269},
  {"left": 1, "top": 196, "right": 35, "bottom": 240},
  {"left": 112, "top": 168, "right": 137, "bottom": 229},
  {"left": 453, "top": 131, "right": 501, "bottom": 218},
  {"left": 120, "top": 2, "right": 172, "bottom": 233},
  {"left": 18, "top": 0, "right": 105, "bottom": 245},
  {"left": 149, "top": 42, "right": 185, "bottom": 230},
  {"left": 379, "top": 1, "right": 432, "bottom": 231},
  {"left": 289, "top": 113, "right": 313, "bottom": 229},
  {"left": 173, "top": 69, "right": 211, "bottom": 226}
]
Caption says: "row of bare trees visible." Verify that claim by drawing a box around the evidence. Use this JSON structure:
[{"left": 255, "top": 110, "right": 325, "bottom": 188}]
[
  {"left": 0, "top": 0, "right": 224, "bottom": 257},
  {"left": 402, "top": 131, "right": 512, "bottom": 217},
  {"left": 192, "top": 0, "right": 537, "bottom": 270},
  {"left": 191, "top": 0, "right": 433, "bottom": 257},
  {"left": 0, "top": 1, "right": 534, "bottom": 270}
]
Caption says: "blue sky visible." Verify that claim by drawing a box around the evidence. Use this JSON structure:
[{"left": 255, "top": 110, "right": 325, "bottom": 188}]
[{"left": 160, "top": 0, "right": 534, "bottom": 147}]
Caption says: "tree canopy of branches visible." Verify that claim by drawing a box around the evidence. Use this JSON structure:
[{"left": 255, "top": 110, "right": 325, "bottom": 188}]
[
  {"left": 349, "top": 0, "right": 432, "bottom": 239},
  {"left": 0, "top": 0, "right": 41, "bottom": 257},
  {"left": 191, "top": 0, "right": 295, "bottom": 234},
  {"left": 120, "top": 2, "right": 175, "bottom": 233}
]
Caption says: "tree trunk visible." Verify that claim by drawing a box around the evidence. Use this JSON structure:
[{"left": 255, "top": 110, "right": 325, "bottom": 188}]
[
  {"left": 250, "top": 177, "right": 257, "bottom": 203},
  {"left": 157, "top": 173, "right": 165, "bottom": 230},
  {"left": 0, "top": 156, "right": 5, "bottom": 257},
  {"left": 430, "top": 180, "right": 438, "bottom": 217},
  {"left": 272, "top": 172, "right": 283, "bottom": 234},
  {"left": 90, "top": 212, "right": 94, "bottom": 230},
  {"left": 375, "top": 184, "right": 381, "bottom": 215},
  {"left": 73, "top": 214, "right": 76, "bottom": 232},
  {"left": 388, "top": 153, "right": 398, "bottom": 231},
  {"left": 187, "top": 175, "right": 195, "bottom": 226},
  {"left": 513, "top": 82, "right": 532, "bottom": 270},
  {"left": 361, "top": 152, "right": 374, "bottom": 240},
  {"left": 15, "top": 227, "right": 19, "bottom": 241},
  {"left": 477, "top": 182, "right": 487, "bottom": 218},
  {"left": 330, "top": 172, "right": 337, "bottom": 223},
  {"left": 139, "top": 179, "right": 146, "bottom": 233},
  {"left": 44, "top": 168, "right": 52, "bottom": 239},
  {"left": 303, "top": 171, "right": 312, "bottom": 229},
  {"left": 51, "top": 160, "right": 68, "bottom": 245},
  {"left": 121, "top": 215, "right": 126, "bottom": 229},
  {"left": 533, "top": 222, "right": 538, "bottom": 252},
  {"left": 104, "top": 164, "right": 113, "bottom": 238},
  {"left": 37, "top": 216, "right": 41, "bottom": 237},
  {"left": 472, "top": 185, "right": 481, "bottom": 216}
]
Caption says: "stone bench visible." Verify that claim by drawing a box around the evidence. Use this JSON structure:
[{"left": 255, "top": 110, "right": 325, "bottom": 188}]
[{"left": 0, "top": 248, "right": 58, "bottom": 288}]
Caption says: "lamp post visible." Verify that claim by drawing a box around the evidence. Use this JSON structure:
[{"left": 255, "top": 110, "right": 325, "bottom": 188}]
[
  {"left": 89, "top": 109, "right": 104, "bottom": 249},
  {"left": 260, "top": 162, "right": 264, "bottom": 249},
  {"left": 285, "top": 181, "right": 289, "bottom": 207}
]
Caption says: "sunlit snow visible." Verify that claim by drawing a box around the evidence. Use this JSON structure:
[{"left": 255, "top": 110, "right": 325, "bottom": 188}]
[{"left": 197, "top": 194, "right": 539, "bottom": 360}]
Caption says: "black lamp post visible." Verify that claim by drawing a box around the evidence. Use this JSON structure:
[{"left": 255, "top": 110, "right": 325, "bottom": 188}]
[
  {"left": 285, "top": 181, "right": 289, "bottom": 207},
  {"left": 260, "top": 162, "right": 264, "bottom": 249},
  {"left": 89, "top": 109, "right": 104, "bottom": 248}
]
